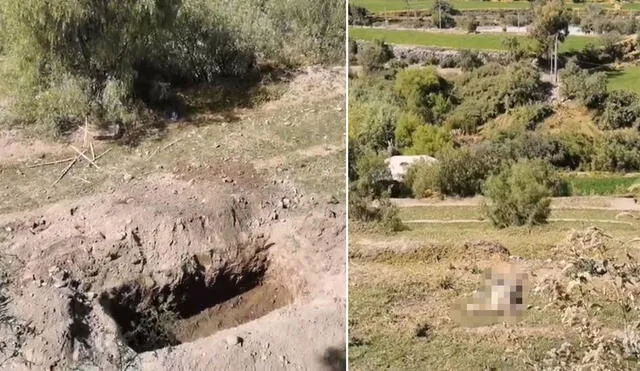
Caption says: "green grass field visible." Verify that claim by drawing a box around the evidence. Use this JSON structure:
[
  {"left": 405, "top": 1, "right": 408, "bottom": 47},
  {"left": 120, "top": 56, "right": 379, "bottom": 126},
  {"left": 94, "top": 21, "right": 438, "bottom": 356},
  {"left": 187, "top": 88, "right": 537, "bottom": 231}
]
[
  {"left": 563, "top": 174, "right": 639, "bottom": 195},
  {"left": 351, "top": 0, "right": 640, "bottom": 12},
  {"left": 349, "top": 27, "right": 597, "bottom": 52},
  {"left": 607, "top": 66, "right": 640, "bottom": 93}
]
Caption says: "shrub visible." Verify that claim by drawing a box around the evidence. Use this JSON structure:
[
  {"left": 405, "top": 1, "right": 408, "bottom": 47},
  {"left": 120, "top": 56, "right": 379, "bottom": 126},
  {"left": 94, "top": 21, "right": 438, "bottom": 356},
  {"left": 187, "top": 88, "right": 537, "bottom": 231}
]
[
  {"left": 597, "top": 90, "right": 640, "bottom": 130},
  {"left": 436, "top": 148, "right": 491, "bottom": 197},
  {"left": 358, "top": 39, "right": 393, "bottom": 72},
  {"left": 560, "top": 61, "right": 607, "bottom": 108},
  {"left": 462, "top": 15, "right": 480, "bottom": 33},
  {"left": 458, "top": 50, "right": 483, "bottom": 71},
  {"left": 406, "top": 159, "right": 440, "bottom": 198},
  {"left": 393, "top": 67, "right": 448, "bottom": 121},
  {"left": 395, "top": 111, "right": 424, "bottom": 149},
  {"left": 601, "top": 31, "right": 622, "bottom": 61},
  {"left": 431, "top": 0, "right": 457, "bottom": 29},
  {"left": 503, "top": 37, "right": 528, "bottom": 63},
  {"left": 1, "top": 0, "right": 345, "bottom": 135},
  {"left": 352, "top": 149, "right": 392, "bottom": 198},
  {"left": 349, "top": 5, "right": 374, "bottom": 26},
  {"left": 593, "top": 130, "right": 640, "bottom": 172},
  {"left": 406, "top": 125, "right": 453, "bottom": 155},
  {"left": 482, "top": 160, "right": 560, "bottom": 228},
  {"left": 349, "top": 194, "right": 404, "bottom": 233}
]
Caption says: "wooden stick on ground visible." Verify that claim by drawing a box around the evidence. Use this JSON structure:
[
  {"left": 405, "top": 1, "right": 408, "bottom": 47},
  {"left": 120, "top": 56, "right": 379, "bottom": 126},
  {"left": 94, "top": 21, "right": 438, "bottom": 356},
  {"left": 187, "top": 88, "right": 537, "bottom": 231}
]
[
  {"left": 90, "top": 141, "right": 95, "bottom": 161},
  {"left": 70, "top": 145, "right": 100, "bottom": 169},
  {"left": 27, "top": 157, "right": 75, "bottom": 168},
  {"left": 146, "top": 137, "right": 183, "bottom": 160},
  {"left": 93, "top": 147, "right": 113, "bottom": 162},
  {"left": 52, "top": 156, "right": 79, "bottom": 186}
]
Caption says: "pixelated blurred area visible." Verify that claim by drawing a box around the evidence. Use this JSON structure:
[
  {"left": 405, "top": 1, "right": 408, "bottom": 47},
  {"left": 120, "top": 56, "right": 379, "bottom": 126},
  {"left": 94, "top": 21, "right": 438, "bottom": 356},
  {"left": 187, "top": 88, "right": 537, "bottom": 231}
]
[{"left": 454, "top": 263, "right": 529, "bottom": 326}]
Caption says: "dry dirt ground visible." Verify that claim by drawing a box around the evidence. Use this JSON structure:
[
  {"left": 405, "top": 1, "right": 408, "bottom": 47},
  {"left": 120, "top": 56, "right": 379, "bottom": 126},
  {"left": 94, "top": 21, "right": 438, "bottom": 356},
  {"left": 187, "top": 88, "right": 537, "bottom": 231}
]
[
  {"left": 0, "top": 67, "right": 346, "bottom": 370},
  {"left": 349, "top": 198, "right": 640, "bottom": 370}
]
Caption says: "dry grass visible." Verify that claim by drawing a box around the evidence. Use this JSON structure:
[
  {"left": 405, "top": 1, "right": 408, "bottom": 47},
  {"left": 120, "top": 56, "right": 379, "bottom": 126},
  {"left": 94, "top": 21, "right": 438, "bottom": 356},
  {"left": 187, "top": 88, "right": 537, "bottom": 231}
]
[{"left": 0, "top": 68, "right": 346, "bottom": 214}]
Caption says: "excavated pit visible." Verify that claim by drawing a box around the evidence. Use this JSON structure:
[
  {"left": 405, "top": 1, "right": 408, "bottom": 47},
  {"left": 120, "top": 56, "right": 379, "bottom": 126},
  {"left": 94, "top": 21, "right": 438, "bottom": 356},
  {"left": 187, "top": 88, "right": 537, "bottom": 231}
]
[{"left": 99, "top": 251, "right": 293, "bottom": 353}]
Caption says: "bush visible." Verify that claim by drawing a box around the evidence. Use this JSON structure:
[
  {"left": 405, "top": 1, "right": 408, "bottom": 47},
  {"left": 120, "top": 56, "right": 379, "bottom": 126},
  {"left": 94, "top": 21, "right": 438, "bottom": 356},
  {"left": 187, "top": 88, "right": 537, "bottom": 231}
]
[
  {"left": 600, "top": 31, "right": 622, "bottom": 60},
  {"left": 462, "top": 15, "right": 480, "bottom": 33},
  {"left": 358, "top": 39, "right": 393, "bottom": 72},
  {"left": 395, "top": 111, "right": 424, "bottom": 149},
  {"left": 393, "top": 67, "right": 448, "bottom": 121},
  {"left": 352, "top": 149, "right": 392, "bottom": 198},
  {"left": 458, "top": 50, "right": 483, "bottom": 71},
  {"left": 560, "top": 61, "right": 607, "bottom": 108},
  {"left": 406, "top": 159, "right": 440, "bottom": 198},
  {"left": 405, "top": 125, "right": 453, "bottom": 155},
  {"left": 593, "top": 130, "right": 640, "bottom": 172},
  {"left": 1, "top": 0, "right": 345, "bottom": 135},
  {"left": 482, "top": 160, "right": 561, "bottom": 228},
  {"left": 349, "top": 194, "right": 404, "bottom": 233},
  {"left": 431, "top": 0, "right": 457, "bottom": 29},
  {"left": 503, "top": 37, "right": 528, "bottom": 63},
  {"left": 436, "top": 148, "right": 491, "bottom": 197},
  {"left": 597, "top": 90, "right": 640, "bottom": 130}
]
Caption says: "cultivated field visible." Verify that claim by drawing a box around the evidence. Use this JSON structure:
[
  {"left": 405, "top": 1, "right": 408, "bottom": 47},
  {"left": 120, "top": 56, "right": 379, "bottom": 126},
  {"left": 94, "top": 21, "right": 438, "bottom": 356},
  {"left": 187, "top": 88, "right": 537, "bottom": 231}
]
[
  {"left": 349, "top": 27, "right": 598, "bottom": 52},
  {"left": 352, "top": 0, "right": 640, "bottom": 12},
  {"left": 349, "top": 197, "right": 640, "bottom": 369}
]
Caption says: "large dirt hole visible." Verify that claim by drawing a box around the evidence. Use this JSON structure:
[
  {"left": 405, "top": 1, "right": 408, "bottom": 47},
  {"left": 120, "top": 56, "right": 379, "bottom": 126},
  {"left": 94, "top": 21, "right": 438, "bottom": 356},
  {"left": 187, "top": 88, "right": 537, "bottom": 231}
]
[{"left": 99, "top": 260, "right": 293, "bottom": 353}]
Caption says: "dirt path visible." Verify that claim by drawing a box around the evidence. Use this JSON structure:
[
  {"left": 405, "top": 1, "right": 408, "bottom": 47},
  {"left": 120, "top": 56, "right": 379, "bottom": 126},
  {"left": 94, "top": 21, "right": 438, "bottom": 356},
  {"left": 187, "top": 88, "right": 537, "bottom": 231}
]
[
  {"left": 392, "top": 196, "right": 640, "bottom": 211},
  {"left": 403, "top": 218, "right": 635, "bottom": 225}
]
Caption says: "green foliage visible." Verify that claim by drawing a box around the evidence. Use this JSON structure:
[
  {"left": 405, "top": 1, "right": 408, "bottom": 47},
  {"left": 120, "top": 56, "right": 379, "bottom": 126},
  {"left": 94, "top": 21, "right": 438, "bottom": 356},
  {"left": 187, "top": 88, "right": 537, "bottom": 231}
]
[
  {"left": 406, "top": 159, "right": 440, "bottom": 198},
  {"left": 358, "top": 39, "right": 394, "bottom": 72},
  {"left": 349, "top": 194, "right": 404, "bottom": 233},
  {"left": 393, "top": 67, "right": 448, "bottom": 122},
  {"left": 447, "top": 61, "right": 543, "bottom": 132},
  {"left": 600, "top": 31, "right": 622, "bottom": 61},
  {"left": 349, "top": 75, "right": 399, "bottom": 152},
  {"left": 0, "top": 0, "right": 345, "bottom": 135},
  {"left": 457, "top": 49, "right": 483, "bottom": 71},
  {"left": 462, "top": 15, "right": 480, "bottom": 34},
  {"left": 503, "top": 36, "right": 528, "bottom": 63},
  {"left": 593, "top": 130, "right": 640, "bottom": 172},
  {"left": 431, "top": 0, "right": 457, "bottom": 29},
  {"left": 435, "top": 148, "right": 492, "bottom": 197},
  {"left": 395, "top": 111, "right": 424, "bottom": 149},
  {"left": 482, "top": 160, "right": 561, "bottom": 228},
  {"left": 352, "top": 149, "right": 392, "bottom": 198},
  {"left": 483, "top": 104, "right": 552, "bottom": 140},
  {"left": 405, "top": 125, "right": 452, "bottom": 156},
  {"left": 559, "top": 60, "right": 607, "bottom": 108},
  {"left": 597, "top": 90, "right": 640, "bottom": 130},
  {"left": 529, "top": 0, "right": 570, "bottom": 57}
]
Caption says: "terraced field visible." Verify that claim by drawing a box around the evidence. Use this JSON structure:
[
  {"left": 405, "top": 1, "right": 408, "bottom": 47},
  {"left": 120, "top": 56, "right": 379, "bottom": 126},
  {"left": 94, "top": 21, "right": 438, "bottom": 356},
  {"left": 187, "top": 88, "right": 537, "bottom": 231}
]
[
  {"left": 350, "top": 27, "right": 598, "bottom": 52},
  {"left": 352, "top": 0, "right": 640, "bottom": 12}
]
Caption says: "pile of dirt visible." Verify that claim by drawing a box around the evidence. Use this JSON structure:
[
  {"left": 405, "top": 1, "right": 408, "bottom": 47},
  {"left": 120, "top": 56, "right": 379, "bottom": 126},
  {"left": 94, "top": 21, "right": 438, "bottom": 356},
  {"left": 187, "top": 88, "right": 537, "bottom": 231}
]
[
  {"left": 463, "top": 240, "right": 511, "bottom": 258},
  {"left": 0, "top": 174, "right": 345, "bottom": 370}
]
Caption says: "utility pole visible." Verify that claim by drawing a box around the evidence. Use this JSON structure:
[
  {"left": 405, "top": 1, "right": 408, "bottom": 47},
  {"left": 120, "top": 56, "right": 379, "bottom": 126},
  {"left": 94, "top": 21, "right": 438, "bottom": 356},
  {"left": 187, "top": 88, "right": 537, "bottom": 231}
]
[
  {"left": 554, "top": 33, "right": 559, "bottom": 83},
  {"left": 439, "top": 0, "right": 442, "bottom": 29}
]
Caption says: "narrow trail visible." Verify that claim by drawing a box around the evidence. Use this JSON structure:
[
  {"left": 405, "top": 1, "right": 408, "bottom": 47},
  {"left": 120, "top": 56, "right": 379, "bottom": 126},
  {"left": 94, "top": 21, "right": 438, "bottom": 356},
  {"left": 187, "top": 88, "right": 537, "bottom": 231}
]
[
  {"left": 392, "top": 196, "right": 640, "bottom": 211},
  {"left": 404, "top": 218, "right": 635, "bottom": 226}
]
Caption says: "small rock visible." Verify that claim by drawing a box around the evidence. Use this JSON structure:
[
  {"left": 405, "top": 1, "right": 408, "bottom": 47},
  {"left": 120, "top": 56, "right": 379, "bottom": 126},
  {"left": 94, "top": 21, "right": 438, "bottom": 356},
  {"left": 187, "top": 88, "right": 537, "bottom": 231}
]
[
  {"left": 325, "top": 209, "right": 337, "bottom": 219},
  {"left": 270, "top": 210, "right": 279, "bottom": 221},
  {"left": 4, "top": 226, "right": 12, "bottom": 232},
  {"left": 226, "top": 336, "right": 243, "bottom": 346},
  {"left": 327, "top": 195, "right": 340, "bottom": 205},
  {"left": 280, "top": 197, "right": 291, "bottom": 209},
  {"left": 123, "top": 173, "right": 134, "bottom": 182},
  {"left": 87, "top": 292, "right": 97, "bottom": 300}
]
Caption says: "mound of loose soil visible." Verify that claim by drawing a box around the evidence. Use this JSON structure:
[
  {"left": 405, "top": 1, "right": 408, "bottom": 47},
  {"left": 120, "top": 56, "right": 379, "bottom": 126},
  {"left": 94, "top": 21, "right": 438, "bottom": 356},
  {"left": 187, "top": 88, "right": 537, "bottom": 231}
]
[{"left": 0, "top": 173, "right": 345, "bottom": 370}]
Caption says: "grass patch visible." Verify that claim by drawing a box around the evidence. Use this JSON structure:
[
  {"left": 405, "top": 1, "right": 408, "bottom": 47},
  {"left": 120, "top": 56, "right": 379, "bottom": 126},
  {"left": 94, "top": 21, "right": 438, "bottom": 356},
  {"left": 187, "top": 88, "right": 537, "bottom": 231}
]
[
  {"left": 564, "top": 174, "right": 638, "bottom": 196},
  {"left": 397, "top": 205, "right": 628, "bottom": 221},
  {"left": 349, "top": 27, "right": 597, "bottom": 52},
  {"left": 607, "top": 66, "right": 640, "bottom": 94},
  {"left": 351, "top": 0, "right": 640, "bottom": 12}
]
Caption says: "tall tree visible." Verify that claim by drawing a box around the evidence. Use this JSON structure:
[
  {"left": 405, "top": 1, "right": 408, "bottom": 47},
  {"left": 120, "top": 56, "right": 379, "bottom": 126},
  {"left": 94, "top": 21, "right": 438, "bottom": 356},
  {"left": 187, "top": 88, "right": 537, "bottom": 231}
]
[{"left": 529, "top": 0, "right": 570, "bottom": 58}]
